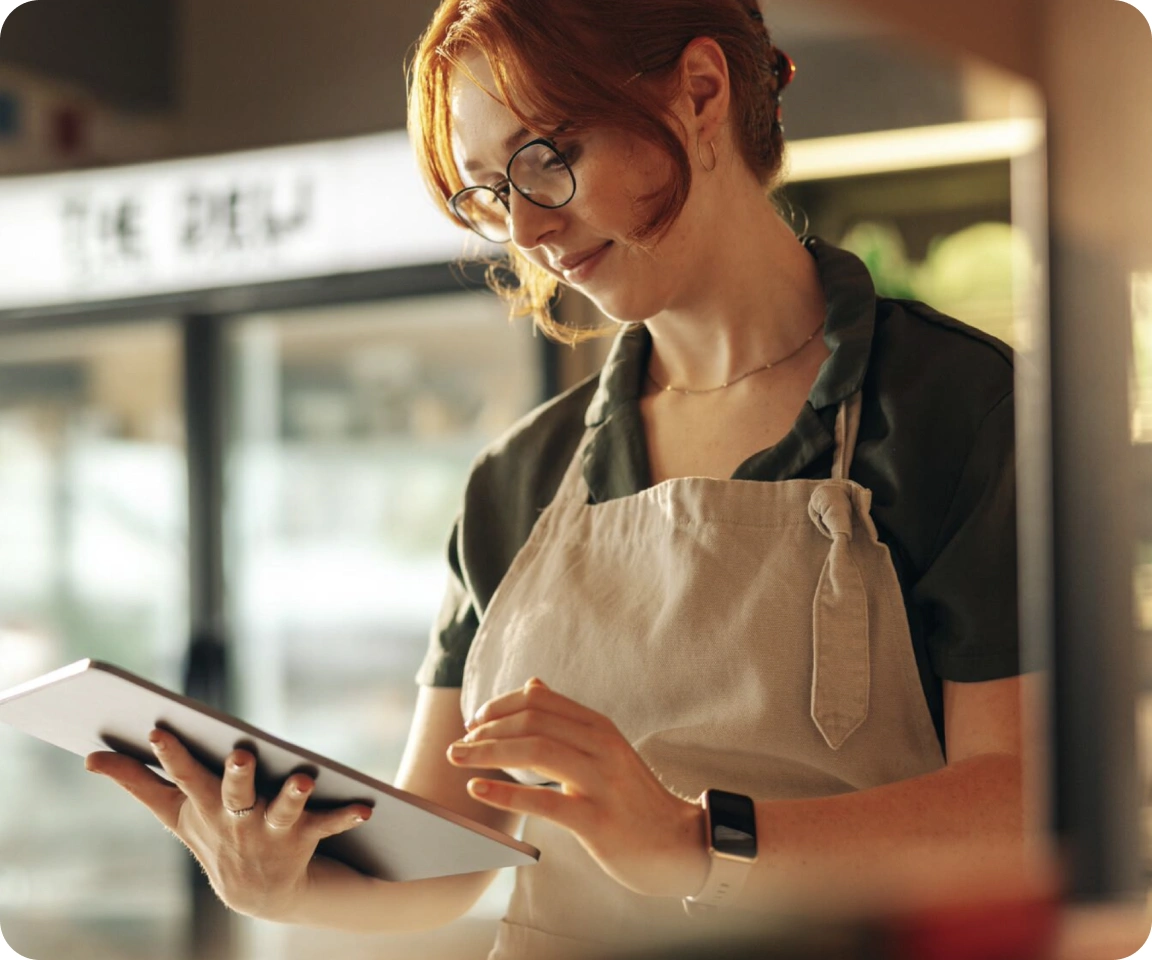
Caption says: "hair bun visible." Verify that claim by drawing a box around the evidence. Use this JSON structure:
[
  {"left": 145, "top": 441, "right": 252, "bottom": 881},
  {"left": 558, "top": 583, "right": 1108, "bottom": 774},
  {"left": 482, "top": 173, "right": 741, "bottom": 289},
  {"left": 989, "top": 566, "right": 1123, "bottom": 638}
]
[{"left": 772, "top": 48, "right": 796, "bottom": 92}]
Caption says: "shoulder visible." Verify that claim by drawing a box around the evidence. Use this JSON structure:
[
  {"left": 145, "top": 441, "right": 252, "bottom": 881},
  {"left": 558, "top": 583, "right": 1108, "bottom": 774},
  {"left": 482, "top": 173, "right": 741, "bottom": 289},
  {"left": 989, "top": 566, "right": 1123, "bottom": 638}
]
[
  {"left": 864, "top": 296, "right": 1015, "bottom": 464},
  {"left": 458, "top": 371, "right": 598, "bottom": 570},
  {"left": 871, "top": 296, "right": 1014, "bottom": 408},
  {"left": 854, "top": 297, "right": 1015, "bottom": 573},
  {"left": 469, "top": 370, "right": 599, "bottom": 496}
]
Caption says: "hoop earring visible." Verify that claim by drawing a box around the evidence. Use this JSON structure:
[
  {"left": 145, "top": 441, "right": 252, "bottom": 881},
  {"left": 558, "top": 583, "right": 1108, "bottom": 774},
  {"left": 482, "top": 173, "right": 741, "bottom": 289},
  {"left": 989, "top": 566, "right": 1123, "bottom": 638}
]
[{"left": 696, "top": 138, "right": 717, "bottom": 173}]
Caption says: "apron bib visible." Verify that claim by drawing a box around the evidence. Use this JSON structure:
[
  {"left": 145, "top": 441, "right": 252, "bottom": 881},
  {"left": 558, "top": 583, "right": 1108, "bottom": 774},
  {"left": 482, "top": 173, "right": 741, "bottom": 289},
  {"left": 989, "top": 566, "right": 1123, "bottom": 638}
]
[{"left": 461, "top": 393, "right": 945, "bottom": 958}]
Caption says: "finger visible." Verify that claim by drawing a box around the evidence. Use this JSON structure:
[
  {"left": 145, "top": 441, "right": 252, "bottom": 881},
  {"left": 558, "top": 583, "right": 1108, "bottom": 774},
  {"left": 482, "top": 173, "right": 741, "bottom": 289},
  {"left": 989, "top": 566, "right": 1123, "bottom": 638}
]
[
  {"left": 147, "top": 729, "right": 222, "bottom": 812},
  {"left": 220, "top": 750, "right": 257, "bottom": 814},
  {"left": 448, "top": 735, "right": 601, "bottom": 791},
  {"left": 262, "top": 774, "right": 315, "bottom": 831},
  {"left": 305, "top": 804, "right": 374, "bottom": 842},
  {"left": 466, "top": 777, "right": 582, "bottom": 828},
  {"left": 463, "top": 707, "right": 602, "bottom": 760},
  {"left": 86, "top": 751, "right": 186, "bottom": 831},
  {"left": 468, "top": 678, "right": 606, "bottom": 732}
]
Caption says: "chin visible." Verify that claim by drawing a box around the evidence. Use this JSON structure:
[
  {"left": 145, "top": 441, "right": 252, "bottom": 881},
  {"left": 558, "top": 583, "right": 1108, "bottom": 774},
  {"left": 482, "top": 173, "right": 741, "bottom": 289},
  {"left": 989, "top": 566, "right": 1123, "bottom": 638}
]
[{"left": 585, "top": 289, "right": 662, "bottom": 326}]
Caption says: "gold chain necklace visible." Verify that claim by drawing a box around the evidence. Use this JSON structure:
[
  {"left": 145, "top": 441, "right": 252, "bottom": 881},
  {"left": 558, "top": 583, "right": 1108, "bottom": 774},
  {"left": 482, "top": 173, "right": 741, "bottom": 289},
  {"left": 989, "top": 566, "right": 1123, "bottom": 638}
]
[{"left": 646, "top": 318, "right": 825, "bottom": 396}]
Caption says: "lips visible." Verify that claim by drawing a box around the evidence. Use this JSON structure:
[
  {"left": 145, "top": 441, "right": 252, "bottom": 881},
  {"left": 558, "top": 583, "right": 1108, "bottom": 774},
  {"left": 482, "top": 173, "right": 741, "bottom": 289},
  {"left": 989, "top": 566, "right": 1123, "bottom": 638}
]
[
  {"left": 552, "top": 242, "right": 612, "bottom": 283},
  {"left": 556, "top": 242, "right": 611, "bottom": 272}
]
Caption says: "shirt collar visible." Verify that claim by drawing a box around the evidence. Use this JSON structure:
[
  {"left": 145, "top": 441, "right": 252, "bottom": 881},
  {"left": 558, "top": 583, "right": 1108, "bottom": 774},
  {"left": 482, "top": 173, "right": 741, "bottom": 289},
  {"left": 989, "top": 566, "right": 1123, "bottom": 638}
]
[{"left": 583, "top": 234, "right": 877, "bottom": 427}]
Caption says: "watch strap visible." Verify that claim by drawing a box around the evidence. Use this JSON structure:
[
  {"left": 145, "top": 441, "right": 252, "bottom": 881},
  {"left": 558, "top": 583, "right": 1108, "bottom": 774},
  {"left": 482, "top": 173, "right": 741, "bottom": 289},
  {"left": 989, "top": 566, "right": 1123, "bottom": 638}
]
[
  {"left": 682, "top": 789, "right": 757, "bottom": 916},
  {"left": 683, "top": 847, "right": 754, "bottom": 911}
]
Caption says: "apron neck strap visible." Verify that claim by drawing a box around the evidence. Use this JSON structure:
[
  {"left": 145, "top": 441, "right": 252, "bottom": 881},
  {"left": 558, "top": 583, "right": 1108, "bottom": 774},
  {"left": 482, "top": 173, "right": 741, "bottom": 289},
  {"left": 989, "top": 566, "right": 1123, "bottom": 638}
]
[
  {"left": 555, "top": 426, "right": 598, "bottom": 505},
  {"left": 831, "top": 391, "right": 864, "bottom": 481},
  {"left": 563, "top": 389, "right": 865, "bottom": 500}
]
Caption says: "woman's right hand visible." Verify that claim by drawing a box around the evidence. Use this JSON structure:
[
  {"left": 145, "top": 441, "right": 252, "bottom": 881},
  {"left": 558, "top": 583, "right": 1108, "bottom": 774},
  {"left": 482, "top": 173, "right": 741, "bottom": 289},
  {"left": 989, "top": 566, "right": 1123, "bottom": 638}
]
[{"left": 85, "top": 729, "right": 373, "bottom": 921}]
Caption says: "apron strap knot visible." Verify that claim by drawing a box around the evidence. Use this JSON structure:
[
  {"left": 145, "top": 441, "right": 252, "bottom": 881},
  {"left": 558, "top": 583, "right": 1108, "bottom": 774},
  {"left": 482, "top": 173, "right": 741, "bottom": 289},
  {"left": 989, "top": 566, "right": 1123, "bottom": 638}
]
[
  {"left": 807, "top": 483, "right": 855, "bottom": 539},
  {"left": 807, "top": 483, "right": 870, "bottom": 751}
]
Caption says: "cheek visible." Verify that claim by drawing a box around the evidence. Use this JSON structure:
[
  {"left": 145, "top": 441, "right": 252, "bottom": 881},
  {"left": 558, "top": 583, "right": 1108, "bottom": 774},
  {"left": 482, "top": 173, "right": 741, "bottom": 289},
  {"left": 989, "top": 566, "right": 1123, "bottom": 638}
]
[
  {"left": 621, "top": 149, "right": 679, "bottom": 233},
  {"left": 576, "top": 141, "right": 673, "bottom": 236},
  {"left": 570, "top": 171, "right": 636, "bottom": 234}
]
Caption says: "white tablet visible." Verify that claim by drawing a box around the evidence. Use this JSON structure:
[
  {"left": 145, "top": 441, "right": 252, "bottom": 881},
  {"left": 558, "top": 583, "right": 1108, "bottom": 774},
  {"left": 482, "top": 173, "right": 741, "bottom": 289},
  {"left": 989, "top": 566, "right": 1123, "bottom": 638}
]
[{"left": 0, "top": 659, "right": 538, "bottom": 882}]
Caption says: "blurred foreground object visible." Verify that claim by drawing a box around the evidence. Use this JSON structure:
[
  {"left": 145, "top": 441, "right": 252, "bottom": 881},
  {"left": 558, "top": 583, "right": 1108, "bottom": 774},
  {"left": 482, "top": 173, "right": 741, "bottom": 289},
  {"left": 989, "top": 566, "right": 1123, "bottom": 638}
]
[{"left": 591, "top": 887, "right": 1151, "bottom": 960}]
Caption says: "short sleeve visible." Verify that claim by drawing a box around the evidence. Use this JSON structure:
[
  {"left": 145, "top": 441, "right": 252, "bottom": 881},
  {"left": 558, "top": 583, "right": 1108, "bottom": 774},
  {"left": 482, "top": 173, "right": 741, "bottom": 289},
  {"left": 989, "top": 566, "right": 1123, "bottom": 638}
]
[
  {"left": 415, "top": 515, "right": 478, "bottom": 687},
  {"left": 911, "top": 390, "right": 1021, "bottom": 681}
]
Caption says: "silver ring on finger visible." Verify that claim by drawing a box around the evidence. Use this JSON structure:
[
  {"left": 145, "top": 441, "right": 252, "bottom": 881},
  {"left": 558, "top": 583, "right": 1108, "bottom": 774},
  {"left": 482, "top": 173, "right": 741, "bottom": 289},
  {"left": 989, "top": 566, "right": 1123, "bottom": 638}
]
[{"left": 225, "top": 804, "right": 256, "bottom": 818}]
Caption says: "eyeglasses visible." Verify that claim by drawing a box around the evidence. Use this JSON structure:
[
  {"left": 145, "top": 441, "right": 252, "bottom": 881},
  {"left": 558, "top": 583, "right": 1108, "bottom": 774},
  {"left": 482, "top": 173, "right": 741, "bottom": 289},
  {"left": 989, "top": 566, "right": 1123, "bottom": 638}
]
[{"left": 449, "top": 138, "right": 577, "bottom": 243}]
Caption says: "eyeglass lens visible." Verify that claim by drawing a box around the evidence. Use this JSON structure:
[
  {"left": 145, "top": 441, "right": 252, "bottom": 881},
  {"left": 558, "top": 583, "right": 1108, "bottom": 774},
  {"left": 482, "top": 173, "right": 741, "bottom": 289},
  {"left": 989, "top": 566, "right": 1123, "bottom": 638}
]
[{"left": 453, "top": 141, "right": 575, "bottom": 241}]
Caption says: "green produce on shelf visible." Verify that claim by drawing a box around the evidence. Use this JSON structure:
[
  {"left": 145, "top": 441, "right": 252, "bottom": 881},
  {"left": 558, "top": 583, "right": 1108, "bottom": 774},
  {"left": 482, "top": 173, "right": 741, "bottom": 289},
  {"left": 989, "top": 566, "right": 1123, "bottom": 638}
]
[
  {"left": 837, "top": 221, "right": 918, "bottom": 300},
  {"left": 839, "top": 220, "right": 1033, "bottom": 350}
]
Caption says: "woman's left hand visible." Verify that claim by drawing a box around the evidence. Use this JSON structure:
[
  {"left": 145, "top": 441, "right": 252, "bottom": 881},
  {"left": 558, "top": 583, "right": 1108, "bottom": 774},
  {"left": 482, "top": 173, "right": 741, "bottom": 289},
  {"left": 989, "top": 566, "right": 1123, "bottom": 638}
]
[{"left": 447, "top": 678, "right": 709, "bottom": 899}]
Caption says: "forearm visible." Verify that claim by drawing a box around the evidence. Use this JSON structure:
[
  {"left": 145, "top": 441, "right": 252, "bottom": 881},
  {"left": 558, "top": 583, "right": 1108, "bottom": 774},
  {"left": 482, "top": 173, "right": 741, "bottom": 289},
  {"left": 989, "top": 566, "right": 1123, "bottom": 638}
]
[
  {"left": 736, "top": 753, "right": 1045, "bottom": 915},
  {"left": 251, "top": 855, "right": 497, "bottom": 934}
]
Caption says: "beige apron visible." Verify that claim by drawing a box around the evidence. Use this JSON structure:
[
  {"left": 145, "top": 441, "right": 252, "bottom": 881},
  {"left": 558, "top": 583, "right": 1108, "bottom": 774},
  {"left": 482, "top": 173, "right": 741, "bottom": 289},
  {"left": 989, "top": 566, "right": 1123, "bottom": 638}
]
[{"left": 460, "top": 393, "right": 945, "bottom": 959}]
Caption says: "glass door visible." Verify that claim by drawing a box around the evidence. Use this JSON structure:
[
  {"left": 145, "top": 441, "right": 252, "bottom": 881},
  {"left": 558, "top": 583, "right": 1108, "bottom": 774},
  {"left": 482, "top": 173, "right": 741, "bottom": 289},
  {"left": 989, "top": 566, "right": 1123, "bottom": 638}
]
[{"left": 0, "top": 321, "right": 191, "bottom": 959}]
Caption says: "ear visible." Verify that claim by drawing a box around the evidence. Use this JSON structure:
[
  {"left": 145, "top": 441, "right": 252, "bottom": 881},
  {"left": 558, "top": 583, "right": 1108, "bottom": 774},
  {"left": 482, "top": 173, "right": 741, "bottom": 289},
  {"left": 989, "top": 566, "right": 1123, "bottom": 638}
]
[{"left": 677, "top": 37, "right": 731, "bottom": 143}]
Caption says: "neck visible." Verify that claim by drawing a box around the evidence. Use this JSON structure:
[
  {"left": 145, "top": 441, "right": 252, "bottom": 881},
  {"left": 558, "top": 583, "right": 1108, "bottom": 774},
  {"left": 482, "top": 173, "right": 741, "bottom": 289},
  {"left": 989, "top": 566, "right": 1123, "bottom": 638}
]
[{"left": 643, "top": 198, "right": 827, "bottom": 394}]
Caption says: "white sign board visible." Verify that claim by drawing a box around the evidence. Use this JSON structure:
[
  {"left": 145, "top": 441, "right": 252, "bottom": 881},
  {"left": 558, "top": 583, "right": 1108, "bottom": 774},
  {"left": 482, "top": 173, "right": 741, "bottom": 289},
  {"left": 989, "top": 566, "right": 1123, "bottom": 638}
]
[{"left": 0, "top": 131, "right": 473, "bottom": 311}]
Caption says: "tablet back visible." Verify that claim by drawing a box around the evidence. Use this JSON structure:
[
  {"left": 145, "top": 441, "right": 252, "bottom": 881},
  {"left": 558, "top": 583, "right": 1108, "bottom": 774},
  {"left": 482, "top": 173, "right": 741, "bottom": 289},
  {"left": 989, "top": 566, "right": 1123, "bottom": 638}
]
[{"left": 0, "top": 659, "right": 538, "bottom": 881}]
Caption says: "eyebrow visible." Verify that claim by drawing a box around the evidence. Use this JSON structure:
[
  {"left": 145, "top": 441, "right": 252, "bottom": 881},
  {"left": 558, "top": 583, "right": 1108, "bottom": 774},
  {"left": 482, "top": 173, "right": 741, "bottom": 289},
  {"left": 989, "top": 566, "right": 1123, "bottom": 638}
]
[{"left": 461, "top": 126, "right": 530, "bottom": 174}]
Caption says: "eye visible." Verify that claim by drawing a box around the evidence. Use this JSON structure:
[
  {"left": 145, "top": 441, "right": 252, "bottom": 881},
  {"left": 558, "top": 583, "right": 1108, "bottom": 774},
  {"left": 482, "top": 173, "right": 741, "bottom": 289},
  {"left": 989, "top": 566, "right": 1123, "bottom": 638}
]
[{"left": 551, "top": 143, "right": 580, "bottom": 167}]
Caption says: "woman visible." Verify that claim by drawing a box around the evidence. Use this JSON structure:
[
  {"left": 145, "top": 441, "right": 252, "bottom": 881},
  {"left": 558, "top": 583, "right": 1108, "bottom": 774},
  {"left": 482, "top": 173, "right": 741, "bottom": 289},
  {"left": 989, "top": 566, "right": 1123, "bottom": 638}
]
[{"left": 87, "top": 0, "right": 1036, "bottom": 955}]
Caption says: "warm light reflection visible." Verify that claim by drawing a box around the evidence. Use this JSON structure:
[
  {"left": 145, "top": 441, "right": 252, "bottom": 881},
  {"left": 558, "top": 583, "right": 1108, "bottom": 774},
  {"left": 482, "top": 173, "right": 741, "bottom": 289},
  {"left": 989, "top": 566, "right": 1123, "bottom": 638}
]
[
  {"left": 786, "top": 118, "right": 1046, "bottom": 182},
  {"left": 1131, "top": 271, "right": 1152, "bottom": 444}
]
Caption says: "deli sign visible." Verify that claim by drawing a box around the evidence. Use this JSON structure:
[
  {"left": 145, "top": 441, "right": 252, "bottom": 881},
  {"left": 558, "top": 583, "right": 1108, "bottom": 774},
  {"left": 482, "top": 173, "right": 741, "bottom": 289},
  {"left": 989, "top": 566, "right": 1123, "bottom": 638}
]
[{"left": 0, "top": 131, "right": 468, "bottom": 311}]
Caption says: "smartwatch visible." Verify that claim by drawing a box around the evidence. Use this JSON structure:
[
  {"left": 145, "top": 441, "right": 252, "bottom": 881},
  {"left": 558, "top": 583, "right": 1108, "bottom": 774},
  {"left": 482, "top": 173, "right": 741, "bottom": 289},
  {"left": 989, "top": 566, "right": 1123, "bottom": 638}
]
[{"left": 682, "top": 788, "right": 758, "bottom": 916}]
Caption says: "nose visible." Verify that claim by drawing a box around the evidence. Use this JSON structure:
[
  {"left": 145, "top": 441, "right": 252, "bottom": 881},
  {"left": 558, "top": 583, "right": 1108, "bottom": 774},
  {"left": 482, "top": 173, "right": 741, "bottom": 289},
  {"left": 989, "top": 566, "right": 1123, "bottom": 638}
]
[{"left": 506, "top": 189, "right": 562, "bottom": 251}]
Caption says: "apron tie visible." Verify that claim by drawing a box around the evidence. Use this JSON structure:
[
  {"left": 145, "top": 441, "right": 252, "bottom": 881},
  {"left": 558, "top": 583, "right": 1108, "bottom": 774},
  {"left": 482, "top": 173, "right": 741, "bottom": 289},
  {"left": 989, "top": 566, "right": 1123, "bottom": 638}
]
[{"left": 807, "top": 483, "right": 870, "bottom": 750}]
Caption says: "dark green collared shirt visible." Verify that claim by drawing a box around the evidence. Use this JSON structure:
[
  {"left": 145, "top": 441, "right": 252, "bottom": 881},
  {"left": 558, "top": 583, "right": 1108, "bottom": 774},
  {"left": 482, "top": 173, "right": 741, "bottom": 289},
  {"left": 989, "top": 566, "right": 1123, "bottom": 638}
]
[{"left": 418, "top": 236, "right": 1019, "bottom": 758}]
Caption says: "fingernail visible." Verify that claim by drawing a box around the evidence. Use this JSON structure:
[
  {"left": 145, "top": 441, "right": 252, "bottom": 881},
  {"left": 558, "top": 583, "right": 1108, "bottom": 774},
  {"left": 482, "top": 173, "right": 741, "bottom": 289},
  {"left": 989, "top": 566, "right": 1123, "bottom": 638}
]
[
  {"left": 469, "top": 779, "right": 490, "bottom": 796},
  {"left": 148, "top": 731, "right": 164, "bottom": 746},
  {"left": 150, "top": 738, "right": 165, "bottom": 752},
  {"left": 448, "top": 742, "right": 470, "bottom": 757}
]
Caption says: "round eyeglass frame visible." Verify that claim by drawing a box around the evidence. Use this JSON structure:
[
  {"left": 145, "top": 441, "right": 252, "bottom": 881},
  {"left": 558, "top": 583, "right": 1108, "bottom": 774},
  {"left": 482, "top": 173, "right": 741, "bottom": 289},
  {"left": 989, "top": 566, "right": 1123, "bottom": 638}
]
[{"left": 448, "top": 137, "right": 577, "bottom": 243}]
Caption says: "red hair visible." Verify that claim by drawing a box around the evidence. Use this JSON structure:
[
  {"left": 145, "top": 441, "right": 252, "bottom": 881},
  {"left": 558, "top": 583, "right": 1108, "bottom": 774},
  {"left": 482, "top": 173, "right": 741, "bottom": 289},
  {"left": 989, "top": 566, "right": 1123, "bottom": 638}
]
[{"left": 407, "top": 0, "right": 789, "bottom": 343}]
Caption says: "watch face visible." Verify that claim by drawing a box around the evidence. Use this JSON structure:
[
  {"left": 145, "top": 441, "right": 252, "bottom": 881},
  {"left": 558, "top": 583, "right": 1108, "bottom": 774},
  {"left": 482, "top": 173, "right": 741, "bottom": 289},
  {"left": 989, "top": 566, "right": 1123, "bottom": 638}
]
[{"left": 708, "top": 790, "right": 757, "bottom": 860}]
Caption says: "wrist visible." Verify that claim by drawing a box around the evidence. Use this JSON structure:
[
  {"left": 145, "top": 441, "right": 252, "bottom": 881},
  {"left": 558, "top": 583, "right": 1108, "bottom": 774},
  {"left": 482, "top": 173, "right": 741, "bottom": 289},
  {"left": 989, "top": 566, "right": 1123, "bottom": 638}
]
[
  {"left": 256, "top": 855, "right": 343, "bottom": 924},
  {"left": 677, "top": 797, "right": 712, "bottom": 899}
]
